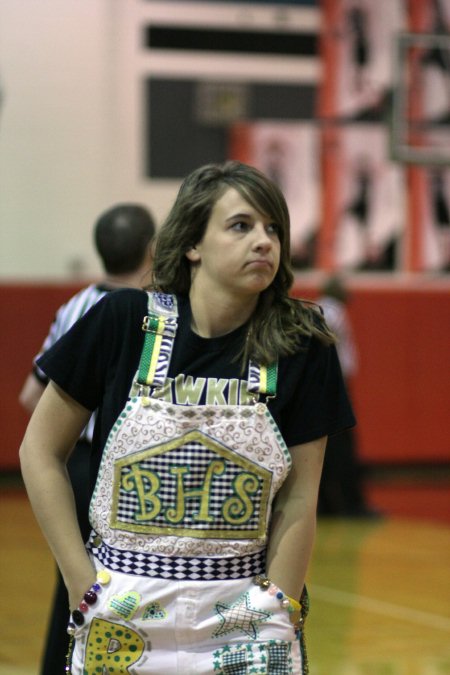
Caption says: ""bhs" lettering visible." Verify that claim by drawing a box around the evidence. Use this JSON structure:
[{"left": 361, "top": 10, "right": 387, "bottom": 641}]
[{"left": 121, "top": 461, "right": 259, "bottom": 525}]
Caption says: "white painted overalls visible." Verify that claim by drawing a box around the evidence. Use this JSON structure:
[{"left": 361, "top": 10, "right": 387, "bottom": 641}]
[{"left": 68, "top": 292, "right": 308, "bottom": 674}]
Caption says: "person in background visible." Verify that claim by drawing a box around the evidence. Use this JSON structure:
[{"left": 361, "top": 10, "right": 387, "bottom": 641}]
[
  {"left": 19, "top": 161, "right": 355, "bottom": 674},
  {"left": 317, "top": 275, "right": 377, "bottom": 517},
  {"left": 19, "top": 202, "right": 155, "bottom": 675}
]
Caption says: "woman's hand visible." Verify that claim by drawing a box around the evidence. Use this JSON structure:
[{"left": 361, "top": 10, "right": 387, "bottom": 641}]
[{"left": 67, "top": 564, "right": 98, "bottom": 612}]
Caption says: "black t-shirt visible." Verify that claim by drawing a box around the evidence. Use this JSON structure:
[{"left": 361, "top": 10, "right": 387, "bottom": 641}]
[{"left": 38, "top": 289, "right": 355, "bottom": 481}]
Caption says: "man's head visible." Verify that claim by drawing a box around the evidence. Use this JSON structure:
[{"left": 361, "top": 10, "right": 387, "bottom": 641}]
[{"left": 94, "top": 204, "right": 156, "bottom": 275}]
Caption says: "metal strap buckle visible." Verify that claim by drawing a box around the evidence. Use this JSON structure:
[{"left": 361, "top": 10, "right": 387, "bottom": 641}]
[{"left": 142, "top": 314, "right": 163, "bottom": 334}]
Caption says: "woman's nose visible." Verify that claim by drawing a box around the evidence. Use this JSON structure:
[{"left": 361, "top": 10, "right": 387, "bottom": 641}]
[{"left": 252, "top": 223, "right": 272, "bottom": 250}]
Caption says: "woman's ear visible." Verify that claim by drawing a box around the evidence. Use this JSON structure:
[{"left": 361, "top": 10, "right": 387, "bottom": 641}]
[{"left": 186, "top": 246, "right": 201, "bottom": 262}]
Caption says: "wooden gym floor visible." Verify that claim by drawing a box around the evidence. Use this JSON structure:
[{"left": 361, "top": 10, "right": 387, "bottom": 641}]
[{"left": 0, "top": 482, "right": 449, "bottom": 675}]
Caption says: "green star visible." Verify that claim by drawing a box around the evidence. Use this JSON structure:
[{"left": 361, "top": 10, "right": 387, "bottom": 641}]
[{"left": 212, "top": 592, "right": 271, "bottom": 639}]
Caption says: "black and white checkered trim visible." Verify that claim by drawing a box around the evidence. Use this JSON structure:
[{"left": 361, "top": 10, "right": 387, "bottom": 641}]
[{"left": 86, "top": 535, "right": 265, "bottom": 581}]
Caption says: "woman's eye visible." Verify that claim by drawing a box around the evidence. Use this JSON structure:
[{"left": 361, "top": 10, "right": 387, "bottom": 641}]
[
  {"left": 231, "top": 221, "right": 249, "bottom": 231},
  {"left": 230, "top": 220, "right": 279, "bottom": 235}
]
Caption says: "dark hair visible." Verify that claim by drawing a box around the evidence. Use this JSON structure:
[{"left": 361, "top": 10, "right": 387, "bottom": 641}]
[
  {"left": 152, "top": 161, "right": 334, "bottom": 364},
  {"left": 94, "top": 204, "right": 155, "bottom": 274}
]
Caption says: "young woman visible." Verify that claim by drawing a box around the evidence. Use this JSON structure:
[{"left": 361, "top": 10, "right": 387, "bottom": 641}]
[{"left": 20, "top": 161, "right": 355, "bottom": 674}]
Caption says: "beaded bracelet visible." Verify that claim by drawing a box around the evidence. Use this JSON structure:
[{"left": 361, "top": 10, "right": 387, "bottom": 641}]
[
  {"left": 66, "top": 569, "right": 111, "bottom": 635},
  {"left": 253, "top": 574, "right": 302, "bottom": 614}
]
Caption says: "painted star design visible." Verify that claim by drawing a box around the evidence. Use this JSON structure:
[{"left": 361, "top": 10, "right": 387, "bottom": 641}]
[{"left": 212, "top": 592, "right": 271, "bottom": 639}]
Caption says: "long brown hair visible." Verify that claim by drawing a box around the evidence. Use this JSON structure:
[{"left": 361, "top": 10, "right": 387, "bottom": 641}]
[{"left": 151, "top": 161, "right": 334, "bottom": 364}]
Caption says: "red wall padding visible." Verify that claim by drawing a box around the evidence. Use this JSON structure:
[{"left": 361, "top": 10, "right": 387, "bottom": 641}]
[
  {"left": 1, "top": 283, "right": 83, "bottom": 470},
  {"left": 1, "top": 281, "right": 449, "bottom": 470},
  {"left": 292, "top": 281, "right": 450, "bottom": 464}
]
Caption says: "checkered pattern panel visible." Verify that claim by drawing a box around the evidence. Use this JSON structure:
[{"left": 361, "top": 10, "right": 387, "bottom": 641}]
[
  {"left": 214, "top": 640, "right": 293, "bottom": 674},
  {"left": 268, "top": 642, "right": 291, "bottom": 673},
  {"left": 151, "top": 292, "right": 176, "bottom": 312},
  {"left": 115, "top": 441, "right": 264, "bottom": 531},
  {"left": 87, "top": 537, "right": 265, "bottom": 580},
  {"left": 222, "top": 651, "right": 247, "bottom": 674}
]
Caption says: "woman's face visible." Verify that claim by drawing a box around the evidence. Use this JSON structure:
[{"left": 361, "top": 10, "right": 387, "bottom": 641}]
[{"left": 186, "top": 187, "right": 281, "bottom": 299}]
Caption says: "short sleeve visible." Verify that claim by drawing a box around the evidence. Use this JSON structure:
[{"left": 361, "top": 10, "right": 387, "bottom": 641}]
[
  {"left": 278, "top": 338, "right": 356, "bottom": 448},
  {"left": 36, "top": 295, "right": 113, "bottom": 411}
]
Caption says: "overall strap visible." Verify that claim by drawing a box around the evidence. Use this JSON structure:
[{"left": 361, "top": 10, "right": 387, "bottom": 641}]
[
  {"left": 247, "top": 360, "right": 278, "bottom": 398},
  {"left": 130, "top": 292, "right": 277, "bottom": 400},
  {"left": 130, "top": 292, "right": 178, "bottom": 396}
]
